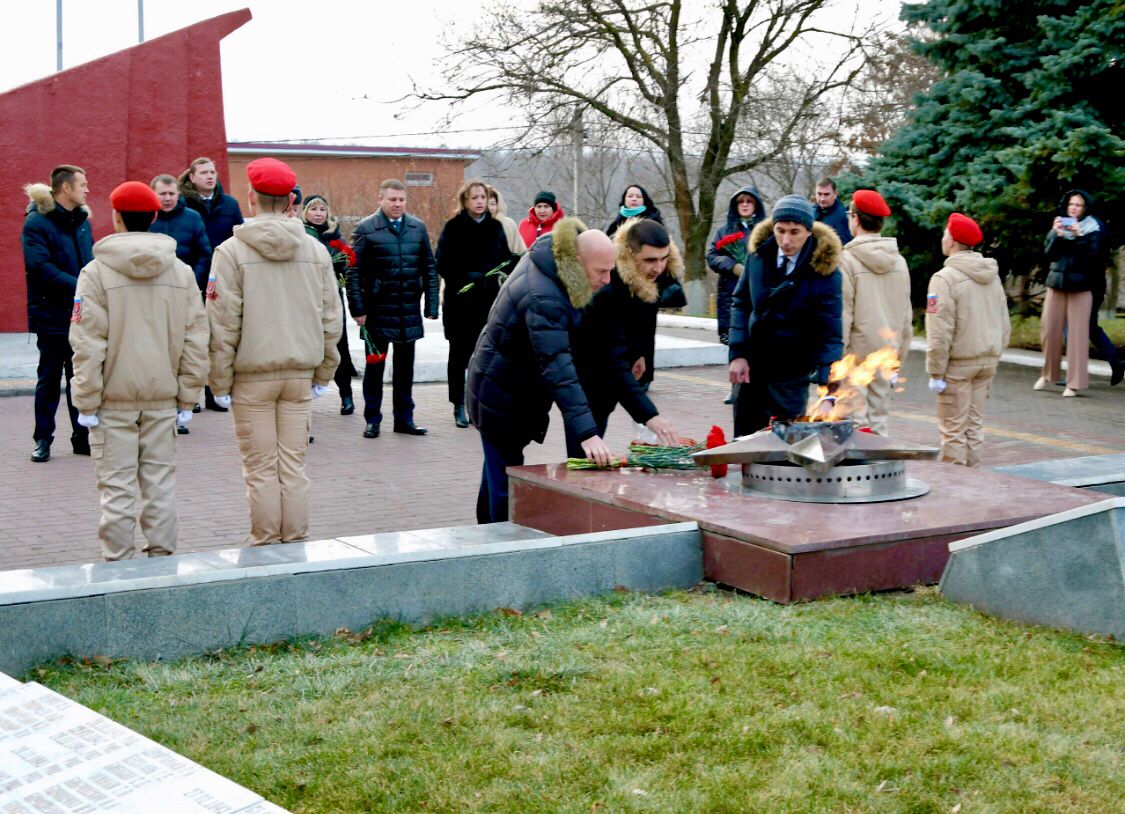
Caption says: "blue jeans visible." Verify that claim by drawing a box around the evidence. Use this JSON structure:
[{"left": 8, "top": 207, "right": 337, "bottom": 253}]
[{"left": 476, "top": 433, "right": 525, "bottom": 524}]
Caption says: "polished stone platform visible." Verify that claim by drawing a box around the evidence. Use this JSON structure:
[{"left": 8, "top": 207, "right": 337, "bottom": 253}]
[
  {"left": 994, "top": 453, "right": 1125, "bottom": 496},
  {"left": 0, "top": 522, "right": 701, "bottom": 675},
  {"left": 508, "top": 461, "right": 1105, "bottom": 602}
]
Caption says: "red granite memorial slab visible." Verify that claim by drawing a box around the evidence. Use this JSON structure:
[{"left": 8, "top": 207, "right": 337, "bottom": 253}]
[{"left": 508, "top": 461, "right": 1103, "bottom": 602}]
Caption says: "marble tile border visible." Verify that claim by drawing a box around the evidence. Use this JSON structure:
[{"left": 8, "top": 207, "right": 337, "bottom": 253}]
[{"left": 993, "top": 453, "right": 1125, "bottom": 489}]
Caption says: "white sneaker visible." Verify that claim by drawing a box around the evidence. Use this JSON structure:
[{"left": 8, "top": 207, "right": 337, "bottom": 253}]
[
  {"left": 1033, "top": 377, "right": 1049, "bottom": 391},
  {"left": 1062, "top": 387, "right": 1078, "bottom": 398}
]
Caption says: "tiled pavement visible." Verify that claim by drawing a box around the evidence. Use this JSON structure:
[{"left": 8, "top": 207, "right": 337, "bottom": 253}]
[{"left": 0, "top": 354, "right": 1122, "bottom": 571}]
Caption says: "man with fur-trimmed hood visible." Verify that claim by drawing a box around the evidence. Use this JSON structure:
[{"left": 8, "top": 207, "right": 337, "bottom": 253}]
[
  {"left": 567, "top": 218, "right": 682, "bottom": 456},
  {"left": 728, "top": 195, "right": 844, "bottom": 437},
  {"left": 467, "top": 217, "right": 616, "bottom": 523}
]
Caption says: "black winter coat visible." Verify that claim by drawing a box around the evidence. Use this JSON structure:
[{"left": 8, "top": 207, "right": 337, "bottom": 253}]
[
  {"left": 435, "top": 211, "right": 515, "bottom": 338},
  {"left": 305, "top": 221, "right": 350, "bottom": 278},
  {"left": 814, "top": 198, "right": 853, "bottom": 247},
  {"left": 467, "top": 223, "right": 599, "bottom": 447},
  {"left": 150, "top": 196, "right": 212, "bottom": 291},
  {"left": 346, "top": 211, "right": 439, "bottom": 343},
  {"left": 1044, "top": 189, "right": 1105, "bottom": 293},
  {"left": 573, "top": 269, "right": 661, "bottom": 422},
  {"left": 22, "top": 201, "right": 94, "bottom": 335},
  {"left": 708, "top": 186, "right": 765, "bottom": 337},
  {"left": 728, "top": 220, "right": 844, "bottom": 386},
  {"left": 605, "top": 202, "right": 663, "bottom": 238},
  {"left": 182, "top": 181, "right": 244, "bottom": 258}
]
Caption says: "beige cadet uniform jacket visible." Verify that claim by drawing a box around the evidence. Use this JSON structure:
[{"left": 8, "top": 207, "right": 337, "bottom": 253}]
[
  {"left": 925, "top": 251, "right": 1011, "bottom": 376},
  {"left": 207, "top": 215, "right": 342, "bottom": 395},
  {"left": 69, "top": 232, "right": 209, "bottom": 414},
  {"left": 839, "top": 234, "right": 913, "bottom": 362}
]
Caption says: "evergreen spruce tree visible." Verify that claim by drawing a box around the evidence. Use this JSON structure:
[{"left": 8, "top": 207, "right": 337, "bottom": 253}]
[{"left": 857, "top": 0, "right": 1124, "bottom": 299}]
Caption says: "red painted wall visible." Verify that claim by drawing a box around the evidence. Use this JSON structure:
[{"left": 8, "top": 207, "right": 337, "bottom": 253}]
[{"left": 0, "top": 9, "right": 252, "bottom": 332}]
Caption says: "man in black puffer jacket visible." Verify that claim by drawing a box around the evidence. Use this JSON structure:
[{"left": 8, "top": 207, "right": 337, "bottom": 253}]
[
  {"left": 346, "top": 179, "right": 439, "bottom": 437},
  {"left": 149, "top": 174, "right": 212, "bottom": 294},
  {"left": 467, "top": 217, "right": 615, "bottom": 523},
  {"left": 22, "top": 165, "right": 95, "bottom": 462}
]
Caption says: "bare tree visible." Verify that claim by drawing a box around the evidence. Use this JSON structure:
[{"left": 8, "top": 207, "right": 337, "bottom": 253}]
[{"left": 419, "top": 0, "right": 873, "bottom": 280}]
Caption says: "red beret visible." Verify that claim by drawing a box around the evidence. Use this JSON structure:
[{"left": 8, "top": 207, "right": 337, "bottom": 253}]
[
  {"left": 246, "top": 158, "right": 297, "bottom": 197},
  {"left": 109, "top": 181, "right": 160, "bottom": 213},
  {"left": 852, "top": 189, "right": 891, "bottom": 217},
  {"left": 947, "top": 212, "right": 983, "bottom": 246}
]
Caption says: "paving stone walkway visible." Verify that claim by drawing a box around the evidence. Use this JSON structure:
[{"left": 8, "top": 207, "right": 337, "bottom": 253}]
[{"left": 0, "top": 353, "right": 1122, "bottom": 571}]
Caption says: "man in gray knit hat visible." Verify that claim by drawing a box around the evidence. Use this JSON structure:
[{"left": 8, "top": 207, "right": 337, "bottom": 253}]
[{"left": 727, "top": 194, "right": 844, "bottom": 436}]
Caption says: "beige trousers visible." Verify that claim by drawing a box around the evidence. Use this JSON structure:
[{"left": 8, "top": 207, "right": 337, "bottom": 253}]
[
  {"left": 935, "top": 362, "right": 997, "bottom": 468},
  {"left": 231, "top": 378, "right": 312, "bottom": 546},
  {"left": 854, "top": 374, "right": 893, "bottom": 437},
  {"left": 90, "top": 409, "right": 178, "bottom": 561},
  {"left": 1040, "top": 288, "right": 1091, "bottom": 390}
]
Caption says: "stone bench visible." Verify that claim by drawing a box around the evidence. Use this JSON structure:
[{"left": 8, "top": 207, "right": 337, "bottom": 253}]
[
  {"left": 0, "top": 522, "right": 701, "bottom": 676},
  {"left": 992, "top": 453, "right": 1125, "bottom": 496}
]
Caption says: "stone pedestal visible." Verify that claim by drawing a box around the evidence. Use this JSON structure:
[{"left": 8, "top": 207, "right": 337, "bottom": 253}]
[{"left": 508, "top": 461, "right": 1103, "bottom": 602}]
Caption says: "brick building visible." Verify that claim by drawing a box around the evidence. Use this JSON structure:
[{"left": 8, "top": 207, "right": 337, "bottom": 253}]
[{"left": 227, "top": 142, "right": 480, "bottom": 238}]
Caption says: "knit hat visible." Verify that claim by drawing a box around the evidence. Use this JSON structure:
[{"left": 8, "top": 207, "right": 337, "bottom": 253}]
[
  {"left": 246, "top": 158, "right": 297, "bottom": 196},
  {"left": 771, "top": 194, "right": 815, "bottom": 230},
  {"left": 291, "top": 184, "right": 303, "bottom": 207},
  {"left": 533, "top": 190, "right": 558, "bottom": 210},
  {"left": 946, "top": 212, "right": 983, "bottom": 246},
  {"left": 109, "top": 181, "right": 161, "bottom": 212},
  {"left": 851, "top": 189, "right": 891, "bottom": 217}
]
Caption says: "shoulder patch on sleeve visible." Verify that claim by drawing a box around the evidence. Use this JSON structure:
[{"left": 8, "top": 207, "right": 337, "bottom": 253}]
[
  {"left": 926, "top": 293, "right": 939, "bottom": 314},
  {"left": 70, "top": 296, "right": 82, "bottom": 323}
]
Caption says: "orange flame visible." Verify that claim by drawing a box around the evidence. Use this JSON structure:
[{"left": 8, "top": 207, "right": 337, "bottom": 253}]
[{"left": 808, "top": 346, "right": 902, "bottom": 422}]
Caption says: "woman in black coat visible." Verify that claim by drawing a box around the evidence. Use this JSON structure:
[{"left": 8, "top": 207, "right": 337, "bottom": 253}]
[
  {"left": 605, "top": 184, "right": 663, "bottom": 237},
  {"left": 302, "top": 195, "right": 358, "bottom": 415},
  {"left": 435, "top": 179, "right": 517, "bottom": 427}
]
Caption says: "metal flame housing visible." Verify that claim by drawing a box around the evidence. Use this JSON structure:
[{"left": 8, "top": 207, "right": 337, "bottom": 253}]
[{"left": 742, "top": 459, "right": 930, "bottom": 503}]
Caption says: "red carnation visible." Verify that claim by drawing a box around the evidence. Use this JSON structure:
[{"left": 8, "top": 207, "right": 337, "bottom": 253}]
[
  {"left": 706, "top": 425, "right": 728, "bottom": 479},
  {"left": 328, "top": 239, "right": 357, "bottom": 268},
  {"left": 715, "top": 231, "right": 746, "bottom": 250}
]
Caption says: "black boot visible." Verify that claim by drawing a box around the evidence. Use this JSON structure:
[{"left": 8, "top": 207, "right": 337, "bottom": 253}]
[
  {"left": 72, "top": 436, "right": 91, "bottom": 456},
  {"left": 340, "top": 395, "right": 355, "bottom": 416},
  {"left": 724, "top": 384, "right": 739, "bottom": 405},
  {"left": 1112, "top": 360, "right": 1124, "bottom": 387},
  {"left": 31, "top": 440, "right": 51, "bottom": 463},
  {"left": 454, "top": 404, "right": 469, "bottom": 428}
]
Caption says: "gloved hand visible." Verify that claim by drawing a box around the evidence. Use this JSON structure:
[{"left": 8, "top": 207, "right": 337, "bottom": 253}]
[
  {"left": 177, "top": 410, "right": 193, "bottom": 425},
  {"left": 311, "top": 384, "right": 329, "bottom": 399},
  {"left": 213, "top": 394, "right": 232, "bottom": 409},
  {"left": 77, "top": 413, "right": 99, "bottom": 428},
  {"left": 928, "top": 378, "right": 947, "bottom": 394}
]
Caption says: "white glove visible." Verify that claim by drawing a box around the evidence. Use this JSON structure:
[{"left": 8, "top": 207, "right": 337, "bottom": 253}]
[
  {"left": 77, "top": 413, "right": 99, "bottom": 428},
  {"left": 311, "top": 384, "right": 329, "bottom": 399},
  {"left": 213, "top": 394, "right": 232, "bottom": 409},
  {"left": 177, "top": 410, "right": 193, "bottom": 425},
  {"left": 928, "top": 378, "right": 947, "bottom": 394}
]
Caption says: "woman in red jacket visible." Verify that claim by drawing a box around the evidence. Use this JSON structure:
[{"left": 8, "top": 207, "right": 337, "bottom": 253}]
[{"left": 517, "top": 190, "right": 565, "bottom": 248}]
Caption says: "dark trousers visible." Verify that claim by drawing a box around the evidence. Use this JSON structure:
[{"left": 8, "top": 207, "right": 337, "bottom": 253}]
[
  {"left": 362, "top": 340, "right": 415, "bottom": 426},
  {"left": 564, "top": 412, "right": 610, "bottom": 459},
  {"left": 476, "top": 433, "right": 525, "bottom": 524},
  {"left": 446, "top": 326, "right": 482, "bottom": 406},
  {"left": 732, "top": 375, "right": 809, "bottom": 437},
  {"left": 34, "top": 333, "right": 86, "bottom": 446},
  {"left": 1089, "top": 286, "right": 1120, "bottom": 364},
  {"left": 333, "top": 295, "right": 356, "bottom": 399}
]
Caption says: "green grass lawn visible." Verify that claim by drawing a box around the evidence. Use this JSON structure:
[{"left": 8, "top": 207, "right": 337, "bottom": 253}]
[{"left": 33, "top": 588, "right": 1124, "bottom": 813}]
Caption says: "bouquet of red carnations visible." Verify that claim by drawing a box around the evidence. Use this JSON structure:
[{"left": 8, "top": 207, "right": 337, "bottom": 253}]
[
  {"left": 567, "top": 439, "right": 705, "bottom": 471},
  {"left": 715, "top": 231, "right": 747, "bottom": 266},
  {"left": 359, "top": 326, "right": 386, "bottom": 365}
]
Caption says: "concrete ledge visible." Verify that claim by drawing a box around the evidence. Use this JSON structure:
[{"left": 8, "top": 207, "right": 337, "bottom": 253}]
[
  {"left": 0, "top": 522, "right": 701, "bottom": 674},
  {"left": 993, "top": 454, "right": 1125, "bottom": 495}
]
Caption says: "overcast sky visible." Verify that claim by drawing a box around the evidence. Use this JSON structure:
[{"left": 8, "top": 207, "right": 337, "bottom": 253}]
[{"left": 0, "top": 0, "right": 903, "bottom": 149}]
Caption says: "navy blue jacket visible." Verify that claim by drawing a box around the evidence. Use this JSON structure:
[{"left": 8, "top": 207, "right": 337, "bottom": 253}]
[
  {"left": 150, "top": 197, "right": 212, "bottom": 291},
  {"left": 707, "top": 186, "right": 765, "bottom": 337},
  {"left": 1044, "top": 188, "right": 1106, "bottom": 293},
  {"left": 346, "top": 210, "right": 439, "bottom": 343},
  {"left": 183, "top": 181, "right": 243, "bottom": 260},
  {"left": 466, "top": 222, "right": 599, "bottom": 447},
  {"left": 22, "top": 200, "right": 94, "bottom": 335},
  {"left": 815, "top": 198, "right": 852, "bottom": 246},
  {"left": 728, "top": 220, "right": 844, "bottom": 385}
]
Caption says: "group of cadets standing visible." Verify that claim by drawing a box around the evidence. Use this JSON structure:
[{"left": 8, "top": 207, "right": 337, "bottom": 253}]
[{"left": 24, "top": 159, "right": 1018, "bottom": 557}]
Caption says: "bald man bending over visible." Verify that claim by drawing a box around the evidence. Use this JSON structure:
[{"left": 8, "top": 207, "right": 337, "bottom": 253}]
[{"left": 466, "top": 218, "right": 615, "bottom": 523}]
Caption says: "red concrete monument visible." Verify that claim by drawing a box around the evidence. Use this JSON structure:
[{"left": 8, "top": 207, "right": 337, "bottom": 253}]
[{"left": 0, "top": 8, "right": 252, "bottom": 332}]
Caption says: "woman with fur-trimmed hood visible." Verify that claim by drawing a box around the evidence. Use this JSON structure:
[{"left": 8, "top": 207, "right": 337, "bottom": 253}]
[
  {"left": 727, "top": 195, "right": 844, "bottom": 437},
  {"left": 466, "top": 217, "right": 618, "bottom": 523},
  {"left": 566, "top": 218, "right": 683, "bottom": 456}
]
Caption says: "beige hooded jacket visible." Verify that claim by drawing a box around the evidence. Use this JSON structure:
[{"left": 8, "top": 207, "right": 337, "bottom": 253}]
[
  {"left": 207, "top": 215, "right": 342, "bottom": 394},
  {"left": 839, "top": 234, "right": 913, "bottom": 362},
  {"left": 69, "top": 232, "right": 208, "bottom": 413},
  {"left": 925, "top": 251, "right": 1010, "bottom": 376}
]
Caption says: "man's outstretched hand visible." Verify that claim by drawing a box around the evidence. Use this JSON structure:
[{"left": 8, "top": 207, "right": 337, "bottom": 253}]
[{"left": 580, "top": 435, "right": 613, "bottom": 468}]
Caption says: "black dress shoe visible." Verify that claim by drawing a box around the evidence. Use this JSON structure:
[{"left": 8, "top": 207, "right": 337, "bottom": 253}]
[
  {"left": 393, "top": 422, "right": 428, "bottom": 436},
  {"left": 1112, "top": 360, "right": 1125, "bottom": 387},
  {"left": 192, "top": 403, "right": 202, "bottom": 413},
  {"left": 177, "top": 424, "right": 190, "bottom": 435},
  {"left": 363, "top": 423, "right": 380, "bottom": 438},
  {"left": 31, "top": 441, "right": 50, "bottom": 463},
  {"left": 72, "top": 440, "right": 91, "bottom": 456},
  {"left": 205, "top": 401, "right": 229, "bottom": 413},
  {"left": 453, "top": 404, "right": 469, "bottom": 428},
  {"left": 341, "top": 396, "right": 355, "bottom": 416}
]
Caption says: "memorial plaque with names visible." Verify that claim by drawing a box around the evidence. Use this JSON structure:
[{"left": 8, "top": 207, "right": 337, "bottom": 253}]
[{"left": 0, "top": 680, "right": 288, "bottom": 813}]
